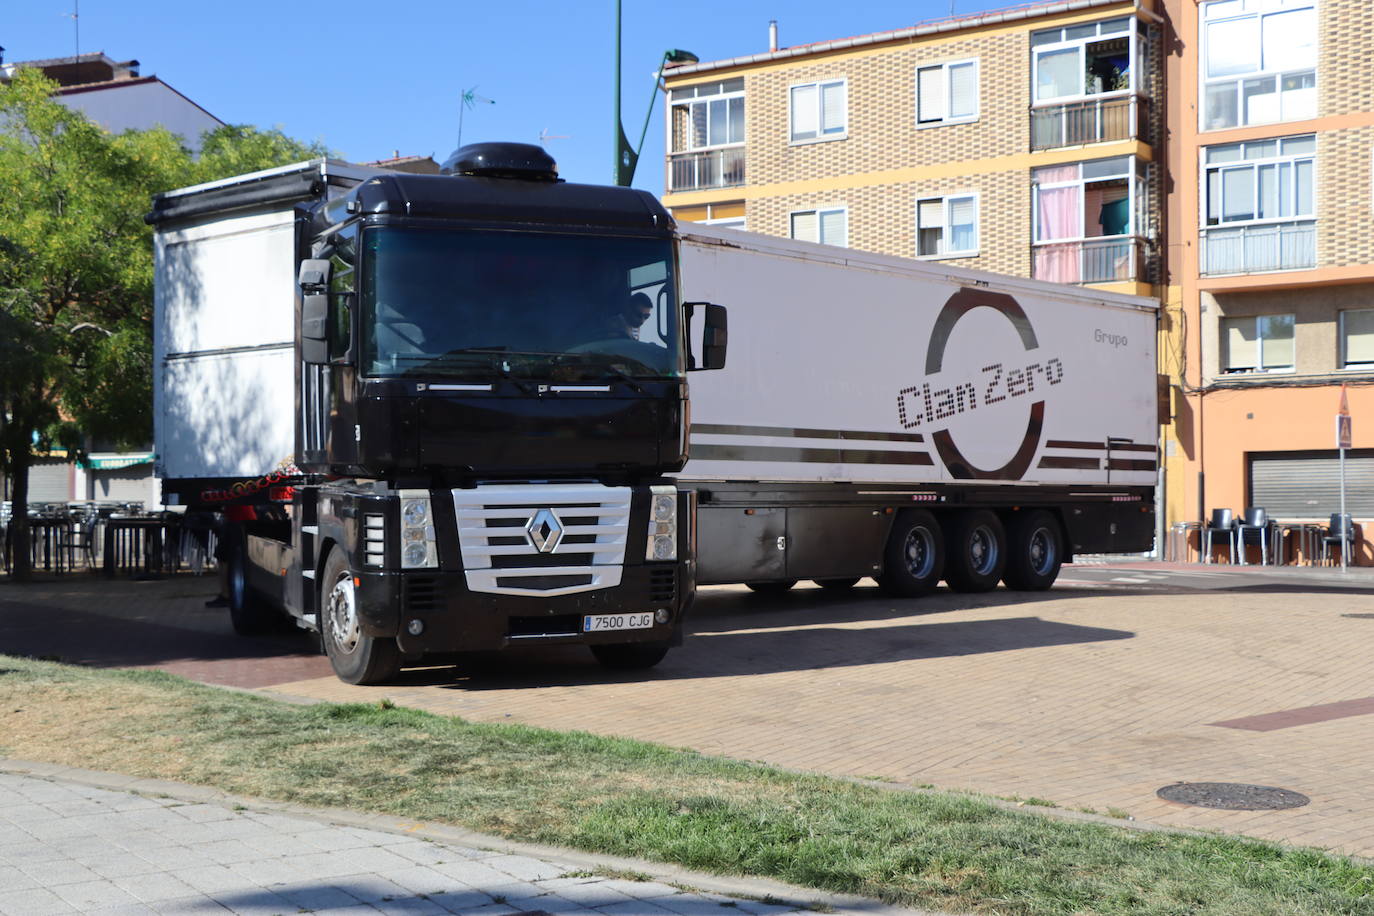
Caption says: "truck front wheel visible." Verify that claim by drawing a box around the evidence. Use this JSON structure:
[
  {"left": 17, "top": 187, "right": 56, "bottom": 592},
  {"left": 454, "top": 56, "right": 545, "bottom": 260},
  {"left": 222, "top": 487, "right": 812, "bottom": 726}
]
[
  {"left": 321, "top": 549, "right": 401, "bottom": 685},
  {"left": 1003, "top": 510, "right": 1063, "bottom": 591},
  {"left": 590, "top": 643, "right": 669, "bottom": 670},
  {"left": 944, "top": 510, "right": 1006, "bottom": 593},
  {"left": 878, "top": 509, "right": 944, "bottom": 597}
]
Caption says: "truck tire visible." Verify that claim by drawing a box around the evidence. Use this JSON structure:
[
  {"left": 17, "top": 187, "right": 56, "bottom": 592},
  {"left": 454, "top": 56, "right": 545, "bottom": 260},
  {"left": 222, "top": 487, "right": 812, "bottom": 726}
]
[
  {"left": 878, "top": 510, "right": 944, "bottom": 597},
  {"left": 1003, "top": 510, "right": 1063, "bottom": 591},
  {"left": 227, "top": 534, "right": 277, "bottom": 636},
  {"left": 943, "top": 510, "right": 1006, "bottom": 593},
  {"left": 815, "top": 577, "right": 860, "bottom": 590},
  {"left": 320, "top": 549, "right": 401, "bottom": 685},
  {"left": 591, "top": 643, "right": 670, "bottom": 670},
  {"left": 745, "top": 579, "right": 797, "bottom": 594}
]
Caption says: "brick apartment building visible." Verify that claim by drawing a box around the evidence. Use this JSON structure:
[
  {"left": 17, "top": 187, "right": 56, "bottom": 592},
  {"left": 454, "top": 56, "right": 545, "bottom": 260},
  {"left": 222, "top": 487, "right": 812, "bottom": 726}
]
[{"left": 660, "top": 0, "right": 1374, "bottom": 561}]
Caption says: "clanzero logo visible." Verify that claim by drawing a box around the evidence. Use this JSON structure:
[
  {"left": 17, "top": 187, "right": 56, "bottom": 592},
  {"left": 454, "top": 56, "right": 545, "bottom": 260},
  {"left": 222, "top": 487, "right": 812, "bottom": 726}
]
[{"left": 896, "top": 288, "right": 1064, "bottom": 480}]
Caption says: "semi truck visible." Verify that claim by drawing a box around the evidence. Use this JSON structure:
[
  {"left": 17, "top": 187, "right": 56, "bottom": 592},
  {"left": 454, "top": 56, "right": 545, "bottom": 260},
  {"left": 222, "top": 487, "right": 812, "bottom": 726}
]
[{"left": 151, "top": 141, "right": 1157, "bottom": 686}]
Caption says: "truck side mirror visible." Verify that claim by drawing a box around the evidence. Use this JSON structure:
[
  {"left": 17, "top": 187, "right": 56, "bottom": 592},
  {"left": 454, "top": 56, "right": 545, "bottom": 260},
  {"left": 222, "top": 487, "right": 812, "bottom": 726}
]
[
  {"left": 301, "top": 293, "right": 329, "bottom": 364},
  {"left": 298, "top": 258, "right": 331, "bottom": 291},
  {"left": 685, "top": 302, "right": 727, "bottom": 371}
]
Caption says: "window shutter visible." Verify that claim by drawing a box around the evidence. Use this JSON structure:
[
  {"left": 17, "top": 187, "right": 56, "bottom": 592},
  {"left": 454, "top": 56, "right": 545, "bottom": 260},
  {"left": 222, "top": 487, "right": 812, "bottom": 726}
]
[
  {"left": 917, "top": 67, "right": 944, "bottom": 122},
  {"left": 1344, "top": 310, "right": 1374, "bottom": 365},
  {"left": 819, "top": 209, "right": 846, "bottom": 246},
  {"left": 948, "top": 62, "right": 977, "bottom": 119},
  {"left": 1223, "top": 318, "right": 1258, "bottom": 371},
  {"left": 791, "top": 85, "right": 818, "bottom": 139},
  {"left": 821, "top": 82, "right": 846, "bottom": 133},
  {"left": 918, "top": 199, "right": 943, "bottom": 228},
  {"left": 791, "top": 211, "right": 819, "bottom": 243}
]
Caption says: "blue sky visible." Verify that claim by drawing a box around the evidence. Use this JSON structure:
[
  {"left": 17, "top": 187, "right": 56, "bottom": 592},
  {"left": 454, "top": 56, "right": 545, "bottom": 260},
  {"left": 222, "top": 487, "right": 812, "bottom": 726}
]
[{"left": 5, "top": 1, "right": 986, "bottom": 195}]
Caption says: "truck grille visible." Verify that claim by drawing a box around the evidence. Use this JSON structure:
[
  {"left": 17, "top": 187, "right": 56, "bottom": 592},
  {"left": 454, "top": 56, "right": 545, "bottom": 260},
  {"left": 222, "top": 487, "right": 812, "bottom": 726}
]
[
  {"left": 405, "top": 576, "right": 441, "bottom": 613},
  {"left": 453, "top": 484, "right": 631, "bottom": 597},
  {"left": 649, "top": 568, "right": 676, "bottom": 603}
]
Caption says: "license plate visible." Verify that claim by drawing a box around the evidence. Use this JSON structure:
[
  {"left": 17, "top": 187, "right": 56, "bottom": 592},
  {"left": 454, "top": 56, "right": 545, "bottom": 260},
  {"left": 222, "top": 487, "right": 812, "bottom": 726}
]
[{"left": 583, "top": 612, "right": 654, "bottom": 633}]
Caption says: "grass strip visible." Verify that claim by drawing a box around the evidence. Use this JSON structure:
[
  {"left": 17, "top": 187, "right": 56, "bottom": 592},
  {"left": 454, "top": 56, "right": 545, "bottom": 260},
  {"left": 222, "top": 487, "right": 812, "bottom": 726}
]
[{"left": 2, "top": 655, "right": 1372, "bottom": 915}]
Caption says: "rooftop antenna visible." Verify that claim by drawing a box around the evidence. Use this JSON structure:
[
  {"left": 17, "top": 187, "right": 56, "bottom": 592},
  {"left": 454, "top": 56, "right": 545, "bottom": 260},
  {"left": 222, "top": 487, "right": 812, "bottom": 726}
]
[
  {"left": 457, "top": 86, "right": 495, "bottom": 148},
  {"left": 538, "top": 127, "right": 569, "bottom": 146},
  {"left": 62, "top": 1, "right": 79, "bottom": 61}
]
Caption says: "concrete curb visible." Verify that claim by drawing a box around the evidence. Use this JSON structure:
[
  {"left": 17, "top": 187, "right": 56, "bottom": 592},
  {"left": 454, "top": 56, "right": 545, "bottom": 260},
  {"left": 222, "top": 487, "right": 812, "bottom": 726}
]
[{"left": 0, "top": 757, "right": 941, "bottom": 916}]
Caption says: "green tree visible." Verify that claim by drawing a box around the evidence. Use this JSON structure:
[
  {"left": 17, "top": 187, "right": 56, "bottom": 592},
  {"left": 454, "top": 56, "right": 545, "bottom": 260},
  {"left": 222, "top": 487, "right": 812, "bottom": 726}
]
[{"left": 0, "top": 68, "right": 330, "bottom": 580}]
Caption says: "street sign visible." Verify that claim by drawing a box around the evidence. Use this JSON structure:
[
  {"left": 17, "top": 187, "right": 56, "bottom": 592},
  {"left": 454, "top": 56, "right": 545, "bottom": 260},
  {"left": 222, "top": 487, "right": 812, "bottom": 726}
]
[{"left": 1337, "top": 414, "right": 1352, "bottom": 450}]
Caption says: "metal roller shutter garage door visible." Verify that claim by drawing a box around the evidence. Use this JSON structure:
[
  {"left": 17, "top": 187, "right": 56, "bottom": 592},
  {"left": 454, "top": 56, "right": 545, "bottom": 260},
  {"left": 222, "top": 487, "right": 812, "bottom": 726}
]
[
  {"left": 1248, "top": 450, "right": 1374, "bottom": 518},
  {"left": 27, "top": 460, "right": 75, "bottom": 503}
]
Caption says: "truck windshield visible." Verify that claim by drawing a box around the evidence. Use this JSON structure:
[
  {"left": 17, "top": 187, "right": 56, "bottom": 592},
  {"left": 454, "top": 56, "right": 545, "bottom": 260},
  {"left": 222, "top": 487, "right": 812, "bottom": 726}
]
[{"left": 360, "top": 227, "right": 681, "bottom": 380}]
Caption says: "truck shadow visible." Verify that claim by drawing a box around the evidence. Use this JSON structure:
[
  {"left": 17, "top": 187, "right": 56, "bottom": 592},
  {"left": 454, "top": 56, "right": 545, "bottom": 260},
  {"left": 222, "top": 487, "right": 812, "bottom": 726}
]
[{"left": 422, "top": 614, "right": 1134, "bottom": 689}]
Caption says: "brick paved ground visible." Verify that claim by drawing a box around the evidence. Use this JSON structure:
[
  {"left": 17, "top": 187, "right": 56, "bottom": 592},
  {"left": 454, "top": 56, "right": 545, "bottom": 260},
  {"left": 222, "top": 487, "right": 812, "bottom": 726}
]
[{"left": 3, "top": 566, "right": 1372, "bottom": 860}]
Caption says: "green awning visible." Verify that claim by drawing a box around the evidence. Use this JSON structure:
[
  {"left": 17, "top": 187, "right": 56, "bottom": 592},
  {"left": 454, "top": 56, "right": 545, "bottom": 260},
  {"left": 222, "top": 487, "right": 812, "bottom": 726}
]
[{"left": 82, "top": 453, "right": 154, "bottom": 471}]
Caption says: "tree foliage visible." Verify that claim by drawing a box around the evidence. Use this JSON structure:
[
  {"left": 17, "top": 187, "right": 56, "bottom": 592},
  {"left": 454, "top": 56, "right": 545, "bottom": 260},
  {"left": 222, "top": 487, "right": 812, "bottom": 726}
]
[{"left": 0, "top": 67, "right": 331, "bottom": 579}]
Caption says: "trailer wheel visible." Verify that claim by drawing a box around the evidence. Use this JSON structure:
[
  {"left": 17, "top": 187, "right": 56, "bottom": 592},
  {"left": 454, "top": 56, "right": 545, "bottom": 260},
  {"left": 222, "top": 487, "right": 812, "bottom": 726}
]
[
  {"left": 321, "top": 549, "right": 400, "bottom": 685},
  {"left": 815, "top": 577, "right": 860, "bottom": 590},
  {"left": 878, "top": 510, "right": 944, "bottom": 597},
  {"left": 745, "top": 579, "right": 797, "bottom": 595},
  {"left": 227, "top": 533, "right": 276, "bottom": 636},
  {"left": 1003, "top": 510, "right": 1063, "bottom": 591},
  {"left": 591, "top": 643, "right": 670, "bottom": 670},
  {"left": 944, "top": 510, "right": 1006, "bottom": 593}
]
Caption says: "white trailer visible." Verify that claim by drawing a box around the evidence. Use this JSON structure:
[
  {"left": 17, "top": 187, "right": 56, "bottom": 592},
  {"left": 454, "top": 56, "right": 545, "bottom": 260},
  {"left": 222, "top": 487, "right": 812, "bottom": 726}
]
[{"left": 676, "top": 224, "right": 1158, "bottom": 594}]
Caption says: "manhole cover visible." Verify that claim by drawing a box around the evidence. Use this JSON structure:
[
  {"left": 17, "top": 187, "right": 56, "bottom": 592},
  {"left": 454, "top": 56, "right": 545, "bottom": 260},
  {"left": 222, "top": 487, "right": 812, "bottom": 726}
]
[
  {"left": 1157, "top": 782, "right": 1309, "bottom": 810},
  {"left": 1341, "top": 613, "right": 1374, "bottom": 619}
]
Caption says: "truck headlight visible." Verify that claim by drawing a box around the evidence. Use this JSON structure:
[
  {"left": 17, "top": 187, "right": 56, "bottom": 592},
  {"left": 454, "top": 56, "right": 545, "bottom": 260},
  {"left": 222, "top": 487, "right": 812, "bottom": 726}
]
[
  {"left": 399, "top": 491, "right": 438, "bottom": 569},
  {"left": 646, "top": 486, "right": 677, "bottom": 562}
]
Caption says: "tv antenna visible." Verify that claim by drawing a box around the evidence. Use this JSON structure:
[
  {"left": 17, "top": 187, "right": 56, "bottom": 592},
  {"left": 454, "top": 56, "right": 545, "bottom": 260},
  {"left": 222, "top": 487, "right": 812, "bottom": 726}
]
[
  {"left": 538, "top": 127, "right": 569, "bottom": 146},
  {"left": 61, "top": 1, "right": 80, "bottom": 61},
  {"left": 457, "top": 86, "right": 495, "bottom": 148}
]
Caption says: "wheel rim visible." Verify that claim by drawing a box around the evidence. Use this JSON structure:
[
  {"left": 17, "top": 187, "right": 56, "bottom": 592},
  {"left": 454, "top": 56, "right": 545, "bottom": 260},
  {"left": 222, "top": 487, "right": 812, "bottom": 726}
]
[
  {"left": 968, "top": 525, "right": 999, "bottom": 576},
  {"left": 1028, "top": 526, "right": 1056, "bottom": 576},
  {"left": 326, "top": 573, "right": 360, "bottom": 655},
  {"left": 902, "top": 526, "right": 937, "bottom": 579}
]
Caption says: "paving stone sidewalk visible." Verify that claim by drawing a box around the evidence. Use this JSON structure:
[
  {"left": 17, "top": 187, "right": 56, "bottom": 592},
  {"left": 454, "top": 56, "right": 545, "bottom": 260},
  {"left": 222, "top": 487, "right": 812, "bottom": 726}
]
[{"left": 0, "top": 765, "right": 927, "bottom": 916}]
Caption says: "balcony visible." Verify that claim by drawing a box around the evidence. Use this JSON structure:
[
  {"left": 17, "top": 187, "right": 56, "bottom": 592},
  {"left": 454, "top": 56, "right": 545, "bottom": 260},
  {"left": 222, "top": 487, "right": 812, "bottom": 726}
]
[
  {"left": 1202, "top": 221, "right": 1316, "bottom": 276},
  {"left": 1032, "top": 236, "right": 1151, "bottom": 285},
  {"left": 668, "top": 147, "right": 745, "bottom": 193},
  {"left": 1030, "top": 95, "right": 1150, "bottom": 151}
]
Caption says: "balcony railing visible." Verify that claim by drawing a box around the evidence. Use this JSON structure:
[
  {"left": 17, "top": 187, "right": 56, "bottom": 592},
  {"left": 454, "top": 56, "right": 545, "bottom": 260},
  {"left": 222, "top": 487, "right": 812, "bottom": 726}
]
[
  {"left": 1032, "top": 236, "right": 1150, "bottom": 285},
  {"left": 1202, "top": 221, "right": 1316, "bottom": 276},
  {"left": 668, "top": 147, "right": 746, "bottom": 193},
  {"left": 1030, "top": 95, "right": 1150, "bottom": 151}
]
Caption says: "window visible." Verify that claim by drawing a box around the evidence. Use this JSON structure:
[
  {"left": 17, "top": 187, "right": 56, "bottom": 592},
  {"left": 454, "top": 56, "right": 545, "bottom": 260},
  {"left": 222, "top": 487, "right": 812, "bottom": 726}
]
[
  {"left": 1201, "top": 135, "right": 1315, "bottom": 274},
  {"left": 1031, "top": 17, "right": 1134, "bottom": 102},
  {"left": 1201, "top": 0, "right": 1315, "bottom": 130},
  {"left": 327, "top": 225, "right": 357, "bottom": 360},
  {"left": 790, "top": 208, "right": 847, "bottom": 247},
  {"left": 916, "top": 60, "right": 978, "bottom": 125},
  {"left": 1220, "top": 314, "right": 1295, "bottom": 373},
  {"left": 1341, "top": 309, "right": 1374, "bottom": 370},
  {"left": 1032, "top": 157, "right": 1147, "bottom": 283},
  {"left": 790, "top": 79, "right": 846, "bottom": 142},
  {"left": 669, "top": 78, "right": 745, "bottom": 153},
  {"left": 916, "top": 195, "right": 978, "bottom": 257}
]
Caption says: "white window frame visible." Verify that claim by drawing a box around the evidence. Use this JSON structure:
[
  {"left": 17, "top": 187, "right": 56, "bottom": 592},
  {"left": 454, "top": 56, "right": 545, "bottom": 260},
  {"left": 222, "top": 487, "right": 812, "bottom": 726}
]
[
  {"left": 668, "top": 82, "right": 746, "bottom": 155},
  {"left": 1220, "top": 313, "right": 1296, "bottom": 374},
  {"left": 1030, "top": 17, "right": 1137, "bottom": 106},
  {"left": 702, "top": 216, "right": 747, "bottom": 230},
  {"left": 1198, "top": 0, "right": 1317, "bottom": 132},
  {"left": 788, "top": 78, "right": 848, "bottom": 144},
  {"left": 1339, "top": 308, "right": 1374, "bottom": 371},
  {"left": 1200, "top": 135, "right": 1315, "bottom": 230},
  {"left": 915, "top": 59, "right": 980, "bottom": 127},
  {"left": 1031, "top": 157, "right": 1143, "bottom": 245},
  {"left": 916, "top": 193, "right": 980, "bottom": 259},
  {"left": 789, "top": 207, "right": 848, "bottom": 248}
]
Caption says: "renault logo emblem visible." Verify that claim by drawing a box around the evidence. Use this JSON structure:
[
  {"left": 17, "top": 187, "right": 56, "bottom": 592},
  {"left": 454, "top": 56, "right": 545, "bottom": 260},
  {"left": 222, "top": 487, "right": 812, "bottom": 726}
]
[{"left": 526, "top": 508, "right": 564, "bottom": 554}]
